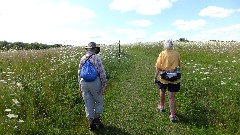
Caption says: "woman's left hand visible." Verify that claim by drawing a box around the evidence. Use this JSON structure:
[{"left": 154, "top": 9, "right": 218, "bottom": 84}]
[{"left": 99, "top": 86, "right": 106, "bottom": 95}]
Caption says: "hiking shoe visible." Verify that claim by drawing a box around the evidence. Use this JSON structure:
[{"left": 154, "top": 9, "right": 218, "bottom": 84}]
[
  {"left": 169, "top": 115, "right": 176, "bottom": 123},
  {"left": 89, "top": 121, "right": 96, "bottom": 131},
  {"left": 94, "top": 117, "right": 104, "bottom": 128},
  {"left": 157, "top": 105, "right": 166, "bottom": 112}
]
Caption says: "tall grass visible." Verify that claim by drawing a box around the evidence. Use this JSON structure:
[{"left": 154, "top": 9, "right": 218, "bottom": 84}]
[{"left": 0, "top": 42, "right": 240, "bottom": 134}]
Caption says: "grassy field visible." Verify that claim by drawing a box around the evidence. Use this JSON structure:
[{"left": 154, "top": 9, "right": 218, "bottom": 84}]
[{"left": 0, "top": 42, "right": 240, "bottom": 135}]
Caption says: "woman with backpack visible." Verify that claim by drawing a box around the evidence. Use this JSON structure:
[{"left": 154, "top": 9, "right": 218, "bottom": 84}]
[
  {"left": 78, "top": 42, "right": 107, "bottom": 131},
  {"left": 154, "top": 40, "right": 181, "bottom": 122}
]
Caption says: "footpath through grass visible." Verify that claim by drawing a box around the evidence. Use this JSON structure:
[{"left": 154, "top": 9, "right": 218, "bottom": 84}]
[
  {"left": 95, "top": 45, "right": 194, "bottom": 135},
  {"left": 91, "top": 44, "right": 240, "bottom": 135},
  {"left": 99, "top": 46, "right": 167, "bottom": 134}
]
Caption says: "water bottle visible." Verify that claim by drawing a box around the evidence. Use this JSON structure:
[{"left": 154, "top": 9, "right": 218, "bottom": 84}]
[
  {"left": 176, "top": 66, "right": 180, "bottom": 72},
  {"left": 176, "top": 66, "right": 181, "bottom": 79}
]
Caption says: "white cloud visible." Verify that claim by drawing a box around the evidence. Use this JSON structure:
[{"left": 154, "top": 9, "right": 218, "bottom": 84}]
[
  {"left": 189, "top": 24, "right": 240, "bottom": 41},
  {"left": 109, "top": 0, "right": 176, "bottom": 15},
  {"left": 207, "top": 24, "right": 240, "bottom": 33},
  {"left": 53, "top": 30, "right": 114, "bottom": 46},
  {"left": 127, "top": 19, "right": 152, "bottom": 27},
  {"left": 199, "top": 6, "right": 234, "bottom": 18},
  {"left": 0, "top": 0, "right": 96, "bottom": 45},
  {"left": 154, "top": 31, "right": 175, "bottom": 37},
  {"left": 172, "top": 19, "right": 207, "bottom": 31},
  {"left": 82, "top": 21, "right": 95, "bottom": 26},
  {"left": 115, "top": 28, "right": 146, "bottom": 42},
  {"left": 151, "top": 31, "right": 175, "bottom": 41}
]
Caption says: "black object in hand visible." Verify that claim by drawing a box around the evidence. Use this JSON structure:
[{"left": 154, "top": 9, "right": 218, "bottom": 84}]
[{"left": 154, "top": 77, "right": 158, "bottom": 84}]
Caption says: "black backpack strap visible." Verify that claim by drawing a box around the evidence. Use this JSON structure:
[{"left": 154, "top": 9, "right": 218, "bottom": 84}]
[{"left": 83, "top": 54, "right": 94, "bottom": 65}]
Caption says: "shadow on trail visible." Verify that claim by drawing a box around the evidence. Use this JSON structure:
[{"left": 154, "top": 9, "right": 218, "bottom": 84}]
[
  {"left": 176, "top": 100, "right": 222, "bottom": 128},
  {"left": 93, "top": 125, "right": 130, "bottom": 135}
]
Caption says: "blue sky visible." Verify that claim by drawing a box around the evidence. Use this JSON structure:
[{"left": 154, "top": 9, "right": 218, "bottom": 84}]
[{"left": 0, "top": 0, "right": 239, "bottom": 45}]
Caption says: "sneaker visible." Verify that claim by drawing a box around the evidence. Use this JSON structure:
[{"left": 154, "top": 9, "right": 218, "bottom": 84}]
[
  {"left": 157, "top": 105, "right": 166, "bottom": 112},
  {"left": 169, "top": 115, "right": 176, "bottom": 122},
  {"left": 94, "top": 117, "right": 104, "bottom": 128},
  {"left": 89, "top": 121, "right": 96, "bottom": 131}
]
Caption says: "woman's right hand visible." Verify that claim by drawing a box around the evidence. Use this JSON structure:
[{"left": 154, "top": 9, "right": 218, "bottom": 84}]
[{"left": 154, "top": 77, "right": 158, "bottom": 84}]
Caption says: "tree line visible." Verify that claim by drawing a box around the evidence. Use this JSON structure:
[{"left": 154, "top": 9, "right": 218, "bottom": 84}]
[{"left": 0, "top": 41, "right": 72, "bottom": 51}]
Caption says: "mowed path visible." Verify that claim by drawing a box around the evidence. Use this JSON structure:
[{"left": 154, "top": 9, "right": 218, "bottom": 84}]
[{"left": 97, "top": 46, "right": 185, "bottom": 135}]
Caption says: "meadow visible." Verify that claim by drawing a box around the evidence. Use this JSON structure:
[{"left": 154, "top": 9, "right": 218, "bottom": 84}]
[{"left": 0, "top": 41, "right": 240, "bottom": 135}]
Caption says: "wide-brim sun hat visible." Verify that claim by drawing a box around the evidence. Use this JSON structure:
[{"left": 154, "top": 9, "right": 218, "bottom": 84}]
[{"left": 85, "top": 42, "right": 97, "bottom": 49}]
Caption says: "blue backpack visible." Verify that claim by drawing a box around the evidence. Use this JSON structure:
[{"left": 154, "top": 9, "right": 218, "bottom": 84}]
[{"left": 80, "top": 54, "right": 98, "bottom": 82}]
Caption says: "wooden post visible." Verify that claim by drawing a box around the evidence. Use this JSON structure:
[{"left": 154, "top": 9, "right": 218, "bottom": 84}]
[{"left": 118, "top": 40, "right": 121, "bottom": 63}]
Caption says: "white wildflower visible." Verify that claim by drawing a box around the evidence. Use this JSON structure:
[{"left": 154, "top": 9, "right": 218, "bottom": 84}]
[
  {"left": 12, "top": 99, "right": 20, "bottom": 105},
  {"left": 16, "top": 82, "right": 22, "bottom": 87},
  {"left": 7, "top": 114, "right": 18, "bottom": 118},
  {"left": 19, "top": 119, "right": 24, "bottom": 123},
  {"left": 221, "top": 81, "right": 226, "bottom": 85},
  {"left": 5, "top": 109, "right": 11, "bottom": 112},
  {"left": 204, "top": 72, "right": 209, "bottom": 74}
]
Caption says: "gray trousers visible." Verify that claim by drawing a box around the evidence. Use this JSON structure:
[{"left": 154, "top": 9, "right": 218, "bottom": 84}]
[{"left": 80, "top": 77, "right": 104, "bottom": 120}]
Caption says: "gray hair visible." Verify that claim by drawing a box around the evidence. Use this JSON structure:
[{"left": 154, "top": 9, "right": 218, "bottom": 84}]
[
  {"left": 163, "top": 39, "right": 173, "bottom": 49},
  {"left": 86, "top": 48, "right": 96, "bottom": 54}
]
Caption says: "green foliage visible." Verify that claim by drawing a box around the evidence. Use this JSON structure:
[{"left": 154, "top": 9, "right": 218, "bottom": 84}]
[
  {"left": 0, "top": 40, "right": 69, "bottom": 51},
  {"left": 0, "top": 42, "right": 240, "bottom": 134}
]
